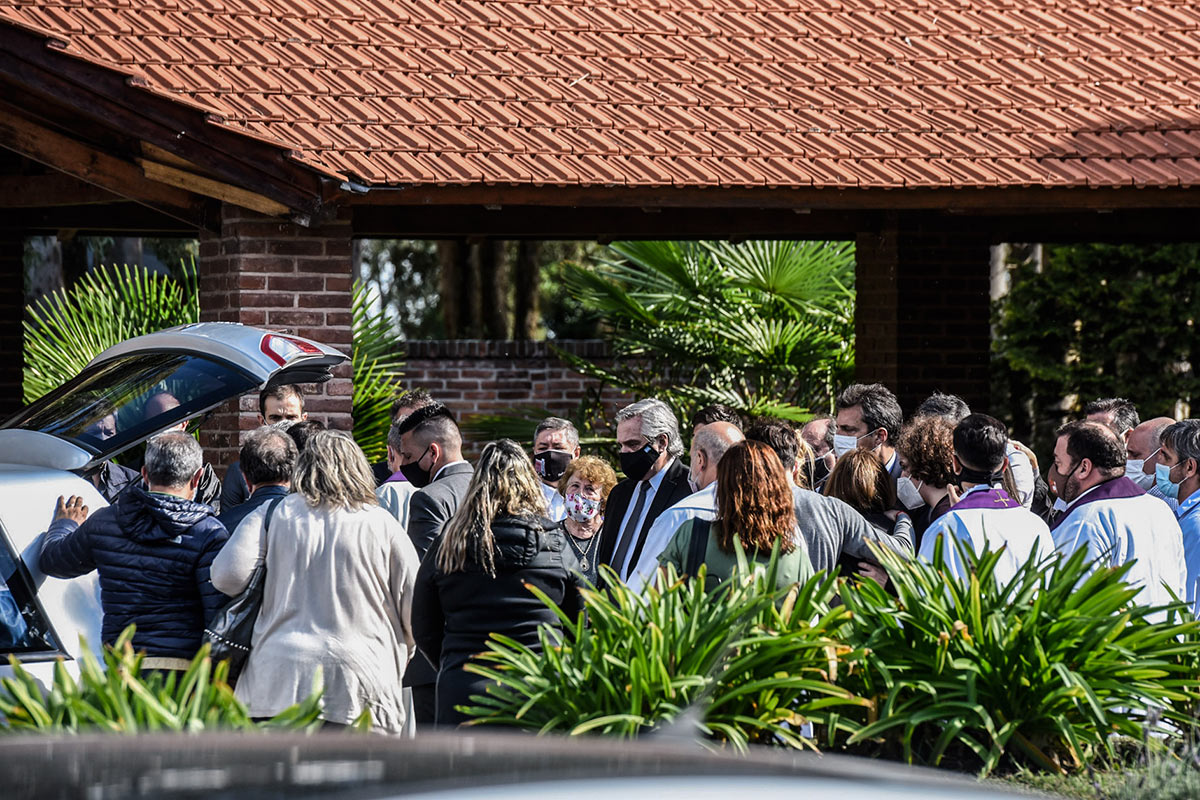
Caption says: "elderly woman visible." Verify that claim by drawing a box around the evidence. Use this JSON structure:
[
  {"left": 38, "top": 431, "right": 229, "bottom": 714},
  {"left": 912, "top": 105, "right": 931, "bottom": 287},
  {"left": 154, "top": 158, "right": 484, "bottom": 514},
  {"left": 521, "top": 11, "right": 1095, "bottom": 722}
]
[
  {"left": 211, "top": 430, "right": 420, "bottom": 734},
  {"left": 553, "top": 455, "right": 618, "bottom": 584},
  {"left": 412, "top": 439, "right": 586, "bottom": 727},
  {"left": 658, "top": 440, "right": 813, "bottom": 591}
]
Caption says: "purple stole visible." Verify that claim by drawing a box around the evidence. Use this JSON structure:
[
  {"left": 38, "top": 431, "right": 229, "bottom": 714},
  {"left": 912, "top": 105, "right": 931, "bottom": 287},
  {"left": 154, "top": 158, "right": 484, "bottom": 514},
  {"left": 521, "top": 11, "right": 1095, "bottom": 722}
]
[
  {"left": 384, "top": 470, "right": 408, "bottom": 484},
  {"left": 1049, "top": 476, "right": 1145, "bottom": 532},
  {"left": 953, "top": 487, "right": 1021, "bottom": 512}
]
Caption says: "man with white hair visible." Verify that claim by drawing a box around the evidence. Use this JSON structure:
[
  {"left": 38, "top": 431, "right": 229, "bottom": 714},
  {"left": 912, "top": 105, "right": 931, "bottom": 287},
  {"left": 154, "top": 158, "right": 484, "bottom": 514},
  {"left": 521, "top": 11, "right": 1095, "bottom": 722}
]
[
  {"left": 598, "top": 398, "right": 693, "bottom": 582},
  {"left": 628, "top": 421, "right": 745, "bottom": 590},
  {"left": 38, "top": 432, "right": 229, "bottom": 670}
]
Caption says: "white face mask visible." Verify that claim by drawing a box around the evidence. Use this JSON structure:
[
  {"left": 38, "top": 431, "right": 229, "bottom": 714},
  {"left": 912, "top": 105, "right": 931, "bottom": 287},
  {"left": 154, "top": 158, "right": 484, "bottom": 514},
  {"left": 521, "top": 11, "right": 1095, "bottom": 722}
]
[
  {"left": 1126, "top": 459, "right": 1156, "bottom": 490},
  {"left": 833, "top": 430, "right": 877, "bottom": 458},
  {"left": 897, "top": 476, "right": 925, "bottom": 510}
]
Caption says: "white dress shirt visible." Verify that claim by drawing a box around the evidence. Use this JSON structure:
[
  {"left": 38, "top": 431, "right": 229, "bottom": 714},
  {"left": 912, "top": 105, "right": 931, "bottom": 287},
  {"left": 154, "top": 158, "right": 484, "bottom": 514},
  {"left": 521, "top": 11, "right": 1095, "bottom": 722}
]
[{"left": 613, "top": 458, "right": 676, "bottom": 579}]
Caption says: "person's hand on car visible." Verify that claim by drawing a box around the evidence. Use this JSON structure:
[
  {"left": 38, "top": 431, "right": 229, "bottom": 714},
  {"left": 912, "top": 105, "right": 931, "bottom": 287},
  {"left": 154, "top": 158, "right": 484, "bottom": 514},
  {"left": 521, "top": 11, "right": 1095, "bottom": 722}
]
[{"left": 54, "top": 495, "right": 89, "bottom": 525}]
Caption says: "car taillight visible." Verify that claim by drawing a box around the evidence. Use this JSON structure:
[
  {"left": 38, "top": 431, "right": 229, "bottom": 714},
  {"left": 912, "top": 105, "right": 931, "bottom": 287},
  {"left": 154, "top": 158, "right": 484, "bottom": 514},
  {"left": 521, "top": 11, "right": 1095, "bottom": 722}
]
[{"left": 260, "top": 334, "right": 322, "bottom": 365}]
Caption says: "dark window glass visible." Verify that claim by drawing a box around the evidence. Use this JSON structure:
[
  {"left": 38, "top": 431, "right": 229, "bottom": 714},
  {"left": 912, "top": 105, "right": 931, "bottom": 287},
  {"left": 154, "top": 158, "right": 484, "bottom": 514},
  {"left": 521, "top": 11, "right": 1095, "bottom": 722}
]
[
  {"left": 0, "top": 526, "right": 59, "bottom": 655},
  {"left": 10, "top": 353, "right": 258, "bottom": 461}
]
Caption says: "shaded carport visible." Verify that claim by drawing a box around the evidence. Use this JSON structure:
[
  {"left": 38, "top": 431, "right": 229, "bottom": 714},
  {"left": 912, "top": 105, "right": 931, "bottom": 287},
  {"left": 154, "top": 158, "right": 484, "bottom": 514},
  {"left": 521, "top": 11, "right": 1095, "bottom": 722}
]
[{"left": 2, "top": 0, "right": 1200, "bottom": 467}]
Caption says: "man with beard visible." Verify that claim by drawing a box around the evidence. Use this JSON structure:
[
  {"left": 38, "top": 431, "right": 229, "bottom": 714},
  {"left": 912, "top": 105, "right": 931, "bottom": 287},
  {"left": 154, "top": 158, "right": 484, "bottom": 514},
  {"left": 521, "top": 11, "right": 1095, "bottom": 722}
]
[{"left": 1051, "top": 420, "right": 1184, "bottom": 613}]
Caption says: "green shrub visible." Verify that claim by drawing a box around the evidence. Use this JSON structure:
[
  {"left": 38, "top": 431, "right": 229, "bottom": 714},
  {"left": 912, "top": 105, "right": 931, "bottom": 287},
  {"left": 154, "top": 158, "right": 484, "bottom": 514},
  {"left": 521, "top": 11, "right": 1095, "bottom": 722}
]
[
  {"left": 459, "top": 553, "right": 869, "bottom": 749},
  {"left": 0, "top": 627, "right": 328, "bottom": 733},
  {"left": 837, "top": 541, "right": 1200, "bottom": 776}
]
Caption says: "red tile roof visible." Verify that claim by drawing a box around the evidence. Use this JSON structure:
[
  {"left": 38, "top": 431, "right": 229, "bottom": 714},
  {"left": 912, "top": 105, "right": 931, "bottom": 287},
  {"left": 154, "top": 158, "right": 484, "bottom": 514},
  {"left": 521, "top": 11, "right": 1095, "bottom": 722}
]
[{"left": 5, "top": 0, "right": 1200, "bottom": 190}]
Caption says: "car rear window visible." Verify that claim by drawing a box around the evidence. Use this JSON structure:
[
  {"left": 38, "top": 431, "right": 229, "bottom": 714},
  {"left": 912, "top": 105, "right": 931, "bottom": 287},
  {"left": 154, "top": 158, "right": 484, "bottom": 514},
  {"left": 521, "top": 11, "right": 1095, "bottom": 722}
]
[{"left": 8, "top": 352, "right": 258, "bottom": 462}]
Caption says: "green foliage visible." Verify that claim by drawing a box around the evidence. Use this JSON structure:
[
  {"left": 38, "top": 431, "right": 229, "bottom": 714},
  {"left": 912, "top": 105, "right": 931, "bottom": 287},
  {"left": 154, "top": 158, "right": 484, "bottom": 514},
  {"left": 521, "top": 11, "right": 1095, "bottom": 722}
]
[
  {"left": 0, "top": 626, "right": 324, "bottom": 734},
  {"left": 992, "top": 243, "right": 1200, "bottom": 451},
  {"left": 351, "top": 282, "right": 404, "bottom": 462},
  {"left": 459, "top": 554, "right": 868, "bottom": 750},
  {"left": 559, "top": 240, "right": 855, "bottom": 423},
  {"left": 23, "top": 261, "right": 199, "bottom": 404},
  {"left": 837, "top": 540, "right": 1200, "bottom": 776}
]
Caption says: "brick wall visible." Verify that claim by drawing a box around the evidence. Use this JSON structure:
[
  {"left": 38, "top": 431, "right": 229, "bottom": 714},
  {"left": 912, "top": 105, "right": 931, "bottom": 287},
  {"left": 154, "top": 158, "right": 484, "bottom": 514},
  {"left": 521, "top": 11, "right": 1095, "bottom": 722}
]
[
  {"left": 402, "top": 340, "right": 634, "bottom": 444},
  {"left": 198, "top": 203, "right": 354, "bottom": 471},
  {"left": 0, "top": 234, "right": 22, "bottom": 418},
  {"left": 855, "top": 217, "right": 992, "bottom": 415}
]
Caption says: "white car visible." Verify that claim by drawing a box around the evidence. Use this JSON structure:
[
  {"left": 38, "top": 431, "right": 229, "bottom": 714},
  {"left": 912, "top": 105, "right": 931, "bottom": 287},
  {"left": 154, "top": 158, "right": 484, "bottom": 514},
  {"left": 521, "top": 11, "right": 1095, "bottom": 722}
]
[{"left": 0, "top": 323, "right": 347, "bottom": 686}]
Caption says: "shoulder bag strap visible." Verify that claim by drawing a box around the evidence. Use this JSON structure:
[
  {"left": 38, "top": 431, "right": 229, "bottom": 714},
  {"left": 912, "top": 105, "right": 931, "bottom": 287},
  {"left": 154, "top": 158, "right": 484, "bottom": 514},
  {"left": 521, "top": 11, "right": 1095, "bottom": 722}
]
[{"left": 685, "top": 518, "right": 712, "bottom": 577}]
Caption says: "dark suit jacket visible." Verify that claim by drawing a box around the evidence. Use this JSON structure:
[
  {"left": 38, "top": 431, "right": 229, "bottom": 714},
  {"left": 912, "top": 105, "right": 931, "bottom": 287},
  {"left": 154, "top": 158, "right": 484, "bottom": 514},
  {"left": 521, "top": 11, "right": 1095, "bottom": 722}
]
[
  {"left": 598, "top": 458, "right": 692, "bottom": 577},
  {"left": 405, "top": 460, "right": 474, "bottom": 689}
]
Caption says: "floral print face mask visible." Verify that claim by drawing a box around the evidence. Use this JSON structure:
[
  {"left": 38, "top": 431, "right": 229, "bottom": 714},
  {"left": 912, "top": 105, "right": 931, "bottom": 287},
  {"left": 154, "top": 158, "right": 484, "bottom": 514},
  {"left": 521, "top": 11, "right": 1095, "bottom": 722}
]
[{"left": 565, "top": 492, "right": 602, "bottom": 523}]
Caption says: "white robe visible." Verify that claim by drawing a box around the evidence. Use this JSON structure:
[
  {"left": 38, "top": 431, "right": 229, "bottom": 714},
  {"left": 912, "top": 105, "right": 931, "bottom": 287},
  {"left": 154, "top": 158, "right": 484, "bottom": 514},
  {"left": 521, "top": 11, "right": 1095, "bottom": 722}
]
[
  {"left": 918, "top": 487, "right": 1055, "bottom": 586},
  {"left": 1052, "top": 485, "right": 1186, "bottom": 611}
]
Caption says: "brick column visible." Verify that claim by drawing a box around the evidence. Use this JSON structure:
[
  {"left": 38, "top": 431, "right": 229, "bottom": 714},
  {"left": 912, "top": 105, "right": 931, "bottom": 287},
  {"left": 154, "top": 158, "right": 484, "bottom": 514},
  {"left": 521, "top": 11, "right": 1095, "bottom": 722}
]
[
  {"left": 856, "top": 216, "right": 992, "bottom": 415},
  {"left": 197, "top": 204, "right": 353, "bottom": 471},
  {"left": 0, "top": 233, "right": 23, "bottom": 418}
]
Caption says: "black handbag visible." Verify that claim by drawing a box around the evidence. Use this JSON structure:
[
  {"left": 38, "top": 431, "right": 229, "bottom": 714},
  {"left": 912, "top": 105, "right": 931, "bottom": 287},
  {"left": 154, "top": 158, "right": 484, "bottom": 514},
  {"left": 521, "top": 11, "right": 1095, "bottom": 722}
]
[{"left": 204, "top": 496, "right": 283, "bottom": 683}]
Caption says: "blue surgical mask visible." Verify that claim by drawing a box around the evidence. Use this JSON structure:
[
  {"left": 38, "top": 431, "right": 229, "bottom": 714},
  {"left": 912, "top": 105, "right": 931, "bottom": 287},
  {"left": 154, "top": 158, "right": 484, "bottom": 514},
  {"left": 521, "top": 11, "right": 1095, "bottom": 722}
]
[{"left": 1156, "top": 462, "right": 1182, "bottom": 499}]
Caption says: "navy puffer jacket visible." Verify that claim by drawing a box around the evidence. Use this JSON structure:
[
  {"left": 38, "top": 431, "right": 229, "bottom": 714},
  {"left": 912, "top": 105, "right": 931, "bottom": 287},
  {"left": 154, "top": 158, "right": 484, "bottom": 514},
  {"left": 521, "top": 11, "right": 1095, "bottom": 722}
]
[{"left": 39, "top": 485, "right": 229, "bottom": 658}]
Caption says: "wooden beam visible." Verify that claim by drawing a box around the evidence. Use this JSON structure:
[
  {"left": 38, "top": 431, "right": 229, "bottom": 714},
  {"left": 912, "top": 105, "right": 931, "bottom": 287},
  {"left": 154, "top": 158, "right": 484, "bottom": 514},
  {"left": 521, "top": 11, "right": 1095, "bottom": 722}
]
[
  {"left": 0, "top": 201, "right": 211, "bottom": 234},
  {"left": 141, "top": 141, "right": 201, "bottom": 172},
  {"left": 348, "top": 184, "right": 1200, "bottom": 212},
  {"left": 0, "top": 108, "right": 206, "bottom": 227},
  {"left": 0, "top": 173, "right": 120, "bottom": 207},
  {"left": 138, "top": 158, "right": 290, "bottom": 217},
  {"left": 1, "top": 29, "right": 329, "bottom": 219}
]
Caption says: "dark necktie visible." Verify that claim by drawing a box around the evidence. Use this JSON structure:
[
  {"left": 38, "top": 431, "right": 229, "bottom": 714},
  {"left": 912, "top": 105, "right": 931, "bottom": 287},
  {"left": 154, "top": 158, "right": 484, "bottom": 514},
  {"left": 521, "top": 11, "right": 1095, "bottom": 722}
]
[{"left": 612, "top": 480, "right": 651, "bottom": 579}]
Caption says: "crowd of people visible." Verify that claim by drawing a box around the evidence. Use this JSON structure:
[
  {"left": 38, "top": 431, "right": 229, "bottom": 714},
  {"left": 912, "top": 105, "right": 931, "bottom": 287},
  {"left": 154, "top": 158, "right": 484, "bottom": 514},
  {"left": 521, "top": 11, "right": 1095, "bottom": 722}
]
[{"left": 36, "top": 381, "right": 1200, "bottom": 733}]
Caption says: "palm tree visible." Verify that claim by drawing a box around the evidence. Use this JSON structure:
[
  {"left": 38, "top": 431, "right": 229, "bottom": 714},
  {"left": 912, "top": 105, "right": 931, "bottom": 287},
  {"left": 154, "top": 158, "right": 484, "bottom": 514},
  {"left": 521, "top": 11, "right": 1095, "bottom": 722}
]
[{"left": 559, "top": 240, "right": 855, "bottom": 422}]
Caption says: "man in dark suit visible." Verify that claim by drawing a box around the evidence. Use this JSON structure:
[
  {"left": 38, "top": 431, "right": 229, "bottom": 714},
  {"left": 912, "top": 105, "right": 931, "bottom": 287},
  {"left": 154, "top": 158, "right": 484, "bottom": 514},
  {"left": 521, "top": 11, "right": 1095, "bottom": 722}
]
[
  {"left": 598, "top": 398, "right": 693, "bottom": 583},
  {"left": 395, "top": 403, "right": 473, "bottom": 726}
]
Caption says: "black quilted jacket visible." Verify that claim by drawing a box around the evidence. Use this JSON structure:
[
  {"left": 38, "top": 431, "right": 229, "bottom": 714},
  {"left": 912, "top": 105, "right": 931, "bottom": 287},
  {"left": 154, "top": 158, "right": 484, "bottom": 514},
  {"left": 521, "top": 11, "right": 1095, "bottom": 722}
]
[{"left": 39, "top": 485, "right": 229, "bottom": 658}]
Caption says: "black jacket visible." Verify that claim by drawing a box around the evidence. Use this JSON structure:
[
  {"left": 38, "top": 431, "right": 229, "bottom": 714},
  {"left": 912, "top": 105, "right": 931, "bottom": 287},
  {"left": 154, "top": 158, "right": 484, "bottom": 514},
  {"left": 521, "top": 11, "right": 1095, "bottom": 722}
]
[
  {"left": 597, "top": 458, "right": 693, "bottom": 577},
  {"left": 412, "top": 515, "right": 586, "bottom": 721},
  {"left": 39, "top": 485, "right": 229, "bottom": 658}
]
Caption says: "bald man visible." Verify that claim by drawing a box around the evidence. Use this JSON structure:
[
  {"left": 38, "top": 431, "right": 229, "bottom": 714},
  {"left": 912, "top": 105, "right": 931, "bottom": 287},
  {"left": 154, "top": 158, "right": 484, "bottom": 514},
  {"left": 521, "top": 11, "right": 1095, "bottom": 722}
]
[
  {"left": 628, "top": 421, "right": 744, "bottom": 590},
  {"left": 1127, "top": 416, "right": 1178, "bottom": 509}
]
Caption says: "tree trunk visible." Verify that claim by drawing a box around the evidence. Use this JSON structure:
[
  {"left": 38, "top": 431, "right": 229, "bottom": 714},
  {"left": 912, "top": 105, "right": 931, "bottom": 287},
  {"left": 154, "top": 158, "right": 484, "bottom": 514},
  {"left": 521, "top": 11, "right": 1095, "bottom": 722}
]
[
  {"left": 438, "top": 239, "right": 465, "bottom": 338},
  {"left": 512, "top": 240, "right": 542, "bottom": 340},
  {"left": 479, "top": 240, "right": 509, "bottom": 339}
]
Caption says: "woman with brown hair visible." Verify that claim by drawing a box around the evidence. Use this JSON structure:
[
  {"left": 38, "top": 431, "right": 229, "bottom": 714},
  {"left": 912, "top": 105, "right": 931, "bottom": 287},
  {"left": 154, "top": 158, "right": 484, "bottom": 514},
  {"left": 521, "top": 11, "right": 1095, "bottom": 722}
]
[
  {"left": 412, "top": 439, "right": 586, "bottom": 726},
  {"left": 657, "top": 440, "right": 813, "bottom": 590},
  {"left": 823, "top": 448, "right": 915, "bottom": 582},
  {"left": 896, "top": 414, "right": 959, "bottom": 550}
]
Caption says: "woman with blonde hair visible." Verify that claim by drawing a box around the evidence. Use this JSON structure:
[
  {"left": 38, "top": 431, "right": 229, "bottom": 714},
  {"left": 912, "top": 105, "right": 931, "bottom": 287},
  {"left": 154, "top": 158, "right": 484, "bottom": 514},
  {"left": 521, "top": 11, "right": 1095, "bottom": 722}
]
[
  {"left": 658, "top": 440, "right": 813, "bottom": 591},
  {"left": 211, "top": 430, "right": 420, "bottom": 733},
  {"left": 412, "top": 439, "right": 585, "bottom": 726}
]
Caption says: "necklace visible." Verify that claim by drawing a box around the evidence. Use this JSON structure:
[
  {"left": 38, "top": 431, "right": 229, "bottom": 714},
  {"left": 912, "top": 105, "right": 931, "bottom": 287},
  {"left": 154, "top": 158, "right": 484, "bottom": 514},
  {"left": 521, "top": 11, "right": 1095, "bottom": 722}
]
[{"left": 565, "top": 525, "right": 600, "bottom": 571}]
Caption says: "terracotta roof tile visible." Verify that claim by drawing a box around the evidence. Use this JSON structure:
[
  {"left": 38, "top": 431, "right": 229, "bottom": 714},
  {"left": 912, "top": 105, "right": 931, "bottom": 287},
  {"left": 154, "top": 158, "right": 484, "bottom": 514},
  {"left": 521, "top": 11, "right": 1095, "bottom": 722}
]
[{"left": 6, "top": 0, "right": 1200, "bottom": 191}]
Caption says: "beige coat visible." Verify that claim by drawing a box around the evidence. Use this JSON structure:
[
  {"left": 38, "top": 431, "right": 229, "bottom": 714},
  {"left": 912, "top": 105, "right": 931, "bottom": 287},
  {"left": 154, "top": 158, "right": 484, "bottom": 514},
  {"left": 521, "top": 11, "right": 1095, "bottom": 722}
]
[{"left": 211, "top": 493, "right": 419, "bottom": 733}]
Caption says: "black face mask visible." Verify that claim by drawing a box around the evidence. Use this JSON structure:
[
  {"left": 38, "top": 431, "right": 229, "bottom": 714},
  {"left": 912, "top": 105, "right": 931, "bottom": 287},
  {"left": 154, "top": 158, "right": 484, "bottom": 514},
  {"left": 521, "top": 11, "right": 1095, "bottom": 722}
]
[
  {"left": 533, "top": 449, "right": 573, "bottom": 483},
  {"left": 954, "top": 464, "right": 1003, "bottom": 487},
  {"left": 620, "top": 441, "right": 660, "bottom": 481},
  {"left": 810, "top": 457, "right": 831, "bottom": 488},
  {"left": 400, "top": 445, "right": 433, "bottom": 489}
]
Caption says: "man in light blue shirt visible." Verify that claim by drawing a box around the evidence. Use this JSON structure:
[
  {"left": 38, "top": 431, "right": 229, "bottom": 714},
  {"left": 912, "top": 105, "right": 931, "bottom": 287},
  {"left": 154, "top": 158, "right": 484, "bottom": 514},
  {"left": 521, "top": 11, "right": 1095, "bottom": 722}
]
[{"left": 1154, "top": 419, "right": 1200, "bottom": 617}]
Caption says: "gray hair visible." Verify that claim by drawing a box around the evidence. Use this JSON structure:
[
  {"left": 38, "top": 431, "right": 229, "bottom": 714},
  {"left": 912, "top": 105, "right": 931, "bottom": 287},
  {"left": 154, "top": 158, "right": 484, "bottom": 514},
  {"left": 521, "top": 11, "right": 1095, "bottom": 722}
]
[
  {"left": 1162, "top": 420, "right": 1200, "bottom": 467},
  {"left": 292, "top": 430, "right": 378, "bottom": 511},
  {"left": 693, "top": 423, "right": 744, "bottom": 466},
  {"left": 533, "top": 417, "right": 579, "bottom": 448},
  {"left": 615, "top": 398, "right": 684, "bottom": 458},
  {"left": 144, "top": 432, "right": 203, "bottom": 488}
]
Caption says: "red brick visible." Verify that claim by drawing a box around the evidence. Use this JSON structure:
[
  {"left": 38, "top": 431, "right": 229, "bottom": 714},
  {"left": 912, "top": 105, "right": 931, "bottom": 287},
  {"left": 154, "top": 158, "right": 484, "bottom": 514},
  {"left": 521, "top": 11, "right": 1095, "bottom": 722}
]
[{"left": 268, "top": 275, "right": 326, "bottom": 291}]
